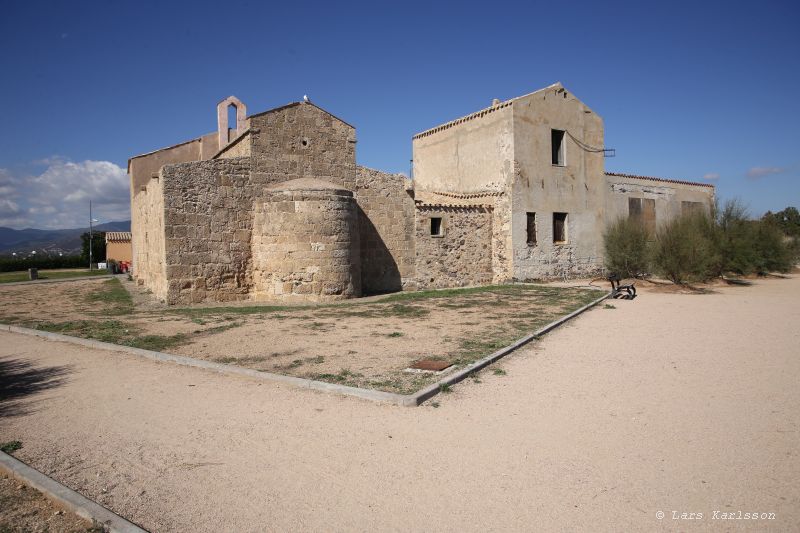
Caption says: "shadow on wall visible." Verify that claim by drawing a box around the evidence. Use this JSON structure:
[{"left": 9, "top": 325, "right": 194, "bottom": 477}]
[
  {"left": 358, "top": 207, "right": 402, "bottom": 295},
  {"left": 0, "top": 358, "right": 71, "bottom": 419}
]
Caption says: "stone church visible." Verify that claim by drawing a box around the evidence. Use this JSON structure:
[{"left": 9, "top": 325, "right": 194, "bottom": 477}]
[{"left": 128, "top": 83, "right": 714, "bottom": 304}]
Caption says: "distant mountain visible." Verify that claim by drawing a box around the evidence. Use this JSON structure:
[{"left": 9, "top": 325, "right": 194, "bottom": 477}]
[{"left": 0, "top": 221, "right": 131, "bottom": 256}]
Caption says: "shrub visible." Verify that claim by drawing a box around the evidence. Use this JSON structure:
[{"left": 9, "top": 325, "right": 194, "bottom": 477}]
[
  {"left": 752, "top": 221, "right": 794, "bottom": 274},
  {"left": 716, "top": 199, "right": 758, "bottom": 276},
  {"left": 603, "top": 217, "right": 650, "bottom": 278},
  {"left": 651, "top": 213, "right": 719, "bottom": 284}
]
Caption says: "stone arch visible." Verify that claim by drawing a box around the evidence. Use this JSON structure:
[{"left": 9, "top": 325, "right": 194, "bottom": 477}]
[{"left": 217, "top": 95, "right": 247, "bottom": 148}]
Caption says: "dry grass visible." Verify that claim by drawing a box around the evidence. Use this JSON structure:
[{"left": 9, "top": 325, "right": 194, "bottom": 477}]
[{"left": 0, "top": 278, "right": 602, "bottom": 394}]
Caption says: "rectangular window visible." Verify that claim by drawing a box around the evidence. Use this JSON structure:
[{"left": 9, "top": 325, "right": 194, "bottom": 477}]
[
  {"left": 681, "top": 201, "right": 704, "bottom": 216},
  {"left": 551, "top": 129, "right": 565, "bottom": 166},
  {"left": 430, "top": 217, "right": 443, "bottom": 236},
  {"left": 628, "top": 197, "right": 656, "bottom": 234},
  {"left": 526, "top": 212, "right": 537, "bottom": 246},
  {"left": 553, "top": 212, "right": 567, "bottom": 243}
]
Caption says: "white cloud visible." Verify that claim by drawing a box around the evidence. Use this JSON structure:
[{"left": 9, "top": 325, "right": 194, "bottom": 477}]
[
  {"left": 746, "top": 166, "right": 785, "bottom": 179},
  {"left": 0, "top": 159, "right": 129, "bottom": 229},
  {"left": 702, "top": 172, "right": 720, "bottom": 181}
]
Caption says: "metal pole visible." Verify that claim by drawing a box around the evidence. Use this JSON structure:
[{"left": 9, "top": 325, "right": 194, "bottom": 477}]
[{"left": 89, "top": 200, "right": 93, "bottom": 270}]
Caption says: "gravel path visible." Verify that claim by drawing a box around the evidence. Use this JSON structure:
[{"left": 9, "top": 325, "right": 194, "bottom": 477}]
[{"left": 1, "top": 277, "right": 798, "bottom": 532}]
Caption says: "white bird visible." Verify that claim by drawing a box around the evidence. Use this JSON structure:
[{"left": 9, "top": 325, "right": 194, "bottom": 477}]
[{"left": 303, "top": 94, "right": 309, "bottom": 102}]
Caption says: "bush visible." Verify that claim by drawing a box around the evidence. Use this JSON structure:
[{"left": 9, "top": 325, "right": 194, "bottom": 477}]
[
  {"left": 752, "top": 221, "right": 794, "bottom": 274},
  {"left": 716, "top": 199, "right": 758, "bottom": 276},
  {"left": 651, "top": 213, "right": 719, "bottom": 284},
  {"left": 603, "top": 217, "right": 650, "bottom": 278}
]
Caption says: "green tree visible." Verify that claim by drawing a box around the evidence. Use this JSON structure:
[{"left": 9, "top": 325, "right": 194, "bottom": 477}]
[
  {"left": 762, "top": 206, "right": 800, "bottom": 237},
  {"left": 80, "top": 232, "right": 106, "bottom": 264}
]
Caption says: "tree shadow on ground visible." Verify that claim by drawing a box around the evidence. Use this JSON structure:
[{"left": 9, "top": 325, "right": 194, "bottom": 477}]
[{"left": 0, "top": 358, "right": 71, "bottom": 419}]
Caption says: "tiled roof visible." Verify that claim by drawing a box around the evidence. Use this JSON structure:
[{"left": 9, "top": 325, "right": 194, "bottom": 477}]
[
  {"left": 413, "top": 101, "right": 512, "bottom": 140},
  {"left": 605, "top": 172, "right": 715, "bottom": 189},
  {"left": 106, "top": 232, "right": 132, "bottom": 242},
  {"left": 415, "top": 200, "right": 494, "bottom": 210},
  {"left": 414, "top": 190, "right": 501, "bottom": 209}
]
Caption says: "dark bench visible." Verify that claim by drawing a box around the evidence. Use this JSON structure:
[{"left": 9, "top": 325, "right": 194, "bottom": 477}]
[{"left": 608, "top": 273, "right": 637, "bottom": 300}]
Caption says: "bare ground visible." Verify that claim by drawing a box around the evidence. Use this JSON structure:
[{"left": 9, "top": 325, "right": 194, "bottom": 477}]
[
  {"left": 0, "top": 471, "right": 101, "bottom": 532},
  {"left": 0, "top": 276, "right": 797, "bottom": 531},
  {"left": 0, "top": 277, "right": 601, "bottom": 393}
]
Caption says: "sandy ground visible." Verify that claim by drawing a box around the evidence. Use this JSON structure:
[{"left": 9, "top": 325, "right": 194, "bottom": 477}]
[{"left": 0, "top": 276, "right": 798, "bottom": 532}]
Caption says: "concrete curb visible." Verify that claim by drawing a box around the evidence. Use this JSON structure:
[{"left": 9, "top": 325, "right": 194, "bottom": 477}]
[
  {"left": 0, "top": 450, "right": 148, "bottom": 532},
  {"left": 0, "top": 275, "right": 114, "bottom": 287},
  {"left": 0, "top": 290, "right": 609, "bottom": 407}
]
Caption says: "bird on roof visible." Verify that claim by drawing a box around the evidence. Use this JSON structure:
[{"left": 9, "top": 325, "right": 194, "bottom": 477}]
[{"left": 303, "top": 94, "right": 309, "bottom": 102}]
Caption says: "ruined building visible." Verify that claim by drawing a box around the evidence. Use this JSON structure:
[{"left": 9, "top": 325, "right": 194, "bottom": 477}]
[{"left": 128, "top": 84, "right": 714, "bottom": 304}]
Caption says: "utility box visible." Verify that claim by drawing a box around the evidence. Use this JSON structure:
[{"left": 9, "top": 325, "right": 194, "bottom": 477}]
[{"left": 28, "top": 268, "right": 38, "bottom": 280}]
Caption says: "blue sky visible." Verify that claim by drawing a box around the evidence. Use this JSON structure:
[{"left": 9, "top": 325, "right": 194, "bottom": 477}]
[{"left": 0, "top": 0, "right": 797, "bottom": 228}]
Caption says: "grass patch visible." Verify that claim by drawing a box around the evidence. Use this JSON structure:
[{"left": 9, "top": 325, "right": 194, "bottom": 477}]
[
  {"left": 0, "top": 269, "right": 109, "bottom": 284},
  {"left": 603, "top": 303, "right": 616, "bottom": 309},
  {"left": 33, "top": 320, "right": 187, "bottom": 351},
  {"left": 165, "top": 283, "right": 568, "bottom": 319},
  {"left": 387, "top": 331, "right": 404, "bottom": 338},
  {"left": 85, "top": 278, "right": 133, "bottom": 315},
  {"left": 214, "top": 355, "right": 269, "bottom": 364},
  {"left": 128, "top": 333, "right": 187, "bottom": 351},
  {"left": 492, "top": 368, "right": 507, "bottom": 376},
  {"left": 198, "top": 321, "right": 244, "bottom": 335},
  {"left": 0, "top": 441, "right": 22, "bottom": 453}
]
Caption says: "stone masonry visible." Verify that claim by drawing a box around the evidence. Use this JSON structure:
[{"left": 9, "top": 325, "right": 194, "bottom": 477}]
[{"left": 129, "top": 85, "right": 715, "bottom": 304}]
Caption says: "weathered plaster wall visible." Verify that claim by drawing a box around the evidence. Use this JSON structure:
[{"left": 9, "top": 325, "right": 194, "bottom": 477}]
[
  {"left": 355, "top": 166, "right": 416, "bottom": 293},
  {"left": 412, "top": 103, "right": 514, "bottom": 193},
  {"left": 251, "top": 182, "right": 360, "bottom": 301},
  {"left": 511, "top": 86, "right": 606, "bottom": 280},
  {"left": 414, "top": 206, "right": 493, "bottom": 289},
  {"left": 160, "top": 157, "right": 253, "bottom": 304},
  {"left": 128, "top": 132, "right": 219, "bottom": 197},
  {"left": 412, "top": 103, "right": 515, "bottom": 283},
  {"left": 106, "top": 241, "right": 132, "bottom": 263},
  {"left": 604, "top": 174, "right": 716, "bottom": 229},
  {"left": 131, "top": 174, "right": 167, "bottom": 301}
]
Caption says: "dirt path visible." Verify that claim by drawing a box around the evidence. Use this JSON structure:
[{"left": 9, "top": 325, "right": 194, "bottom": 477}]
[{"left": 1, "top": 277, "right": 798, "bottom": 532}]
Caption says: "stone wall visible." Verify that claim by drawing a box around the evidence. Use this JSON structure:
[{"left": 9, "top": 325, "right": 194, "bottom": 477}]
[
  {"left": 414, "top": 206, "right": 494, "bottom": 289},
  {"left": 354, "top": 166, "right": 416, "bottom": 293},
  {"left": 248, "top": 102, "right": 357, "bottom": 190},
  {"left": 131, "top": 173, "right": 168, "bottom": 300},
  {"left": 251, "top": 181, "right": 361, "bottom": 301},
  {"left": 161, "top": 157, "right": 253, "bottom": 304},
  {"left": 215, "top": 130, "right": 251, "bottom": 159}
]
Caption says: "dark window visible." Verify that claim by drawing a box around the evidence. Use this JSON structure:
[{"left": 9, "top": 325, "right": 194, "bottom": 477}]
[
  {"left": 628, "top": 197, "right": 656, "bottom": 234},
  {"left": 681, "top": 201, "right": 704, "bottom": 216},
  {"left": 526, "top": 212, "right": 537, "bottom": 245},
  {"left": 551, "top": 129, "right": 565, "bottom": 166},
  {"left": 430, "top": 217, "right": 443, "bottom": 236},
  {"left": 553, "top": 212, "right": 567, "bottom": 243}
]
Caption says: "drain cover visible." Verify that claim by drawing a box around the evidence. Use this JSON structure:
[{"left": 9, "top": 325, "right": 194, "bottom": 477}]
[{"left": 410, "top": 360, "right": 452, "bottom": 371}]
